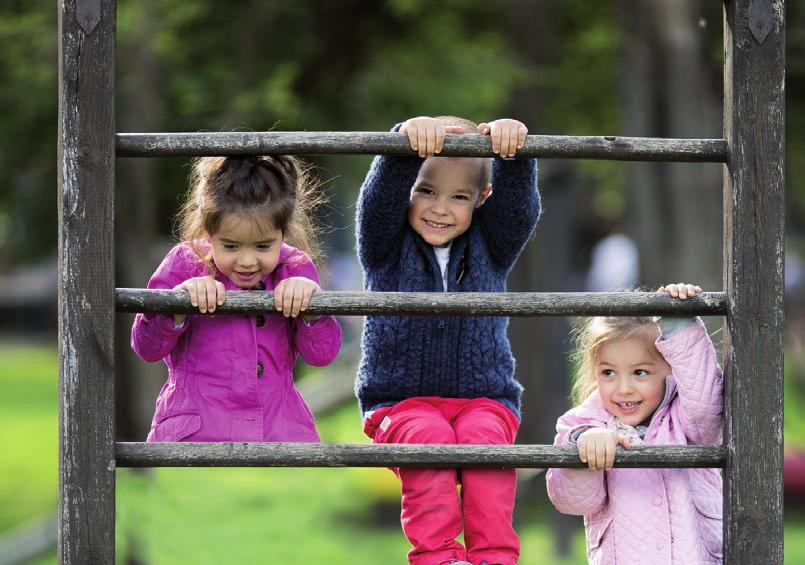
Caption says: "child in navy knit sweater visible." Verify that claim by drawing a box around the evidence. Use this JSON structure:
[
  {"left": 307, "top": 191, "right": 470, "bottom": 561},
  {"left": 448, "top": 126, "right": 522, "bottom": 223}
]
[{"left": 355, "top": 116, "right": 541, "bottom": 565}]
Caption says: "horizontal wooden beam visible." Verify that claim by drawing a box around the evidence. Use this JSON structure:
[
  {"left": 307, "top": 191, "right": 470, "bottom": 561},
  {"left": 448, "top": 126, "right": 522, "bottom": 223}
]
[
  {"left": 116, "top": 132, "right": 728, "bottom": 162},
  {"left": 115, "top": 443, "right": 725, "bottom": 469},
  {"left": 116, "top": 289, "right": 727, "bottom": 317}
]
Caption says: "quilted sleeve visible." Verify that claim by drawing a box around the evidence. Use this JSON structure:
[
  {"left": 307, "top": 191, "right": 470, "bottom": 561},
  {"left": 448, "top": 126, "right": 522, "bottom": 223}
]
[
  {"left": 655, "top": 317, "right": 723, "bottom": 445},
  {"left": 546, "top": 410, "right": 608, "bottom": 516}
]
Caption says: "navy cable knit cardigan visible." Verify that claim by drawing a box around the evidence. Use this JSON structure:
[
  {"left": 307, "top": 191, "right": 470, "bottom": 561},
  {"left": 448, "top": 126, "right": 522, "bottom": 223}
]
[{"left": 355, "top": 146, "right": 540, "bottom": 419}]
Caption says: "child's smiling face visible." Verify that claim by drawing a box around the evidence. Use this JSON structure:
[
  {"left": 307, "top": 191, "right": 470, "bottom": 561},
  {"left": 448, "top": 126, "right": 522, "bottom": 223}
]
[
  {"left": 594, "top": 330, "right": 671, "bottom": 427},
  {"left": 407, "top": 157, "right": 491, "bottom": 248},
  {"left": 210, "top": 213, "right": 283, "bottom": 289}
]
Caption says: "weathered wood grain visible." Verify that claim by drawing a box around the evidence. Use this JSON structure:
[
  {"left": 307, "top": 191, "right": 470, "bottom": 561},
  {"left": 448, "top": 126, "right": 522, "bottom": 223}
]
[
  {"left": 58, "top": 0, "right": 116, "bottom": 563},
  {"left": 115, "top": 289, "right": 728, "bottom": 317},
  {"left": 116, "top": 131, "right": 728, "bottom": 162},
  {"left": 115, "top": 443, "right": 726, "bottom": 469},
  {"left": 723, "top": 1, "right": 785, "bottom": 563}
]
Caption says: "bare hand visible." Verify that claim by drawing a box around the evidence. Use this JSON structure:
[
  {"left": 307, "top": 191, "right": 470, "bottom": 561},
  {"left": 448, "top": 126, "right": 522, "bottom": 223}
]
[
  {"left": 658, "top": 282, "right": 703, "bottom": 300},
  {"left": 576, "top": 428, "right": 631, "bottom": 471},
  {"left": 400, "top": 116, "right": 465, "bottom": 158},
  {"left": 273, "top": 276, "right": 320, "bottom": 318},
  {"left": 477, "top": 118, "right": 528, "bottom": 158},
  {"left": 174, "top": 276, "right": 226, "bottom": 323}
]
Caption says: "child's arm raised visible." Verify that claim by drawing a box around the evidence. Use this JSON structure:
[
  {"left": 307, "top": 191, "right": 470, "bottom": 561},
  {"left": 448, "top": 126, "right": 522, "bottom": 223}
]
[
  {"left": 356, "top": 118, "right": 453, "bottom": 270},
  {"left": 655, "top": 283, "right": 723, "bottom": 445},
  {"left": 474, "top": 119, "right": 541, "bottom": 270}
]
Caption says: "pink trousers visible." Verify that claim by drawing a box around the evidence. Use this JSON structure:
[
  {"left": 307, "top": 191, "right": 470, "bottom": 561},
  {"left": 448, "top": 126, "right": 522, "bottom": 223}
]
[{"left": 364, "top": 397, "right": 520, "bottom": 565}]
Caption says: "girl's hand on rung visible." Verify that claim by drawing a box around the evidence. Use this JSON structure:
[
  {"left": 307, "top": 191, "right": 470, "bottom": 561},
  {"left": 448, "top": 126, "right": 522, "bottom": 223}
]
[
  {"left": 174, "top": 276, "right": 226, "bottom": 322},
  {"left": 658, "top": 282, "right": 703, "bottom": 300},
  {"left": 477, "top": 119, "right": 528, "bottom": 158},
  {"left": 400, "top": 116, "right": 464, "bottom": 158},
  {"left": 576, "top": 428, "right": 631, "bottom": 471},
  {"left": 274, "top": 276, "right": 321, "bottom": 318}
]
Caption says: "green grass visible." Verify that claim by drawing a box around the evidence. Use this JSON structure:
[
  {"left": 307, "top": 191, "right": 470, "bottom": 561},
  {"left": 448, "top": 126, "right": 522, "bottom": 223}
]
[
  {"left": 0, "top": 343, "right": 59, "bottom": 533},
  {"left": 3, "top": 341, "right": 805, "bottom": 563}
]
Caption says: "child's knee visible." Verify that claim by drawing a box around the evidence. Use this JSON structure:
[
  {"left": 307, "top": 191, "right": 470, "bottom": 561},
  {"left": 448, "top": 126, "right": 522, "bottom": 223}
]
[{"left": 455, "top": 412, "right": 516, "bottom": 444}]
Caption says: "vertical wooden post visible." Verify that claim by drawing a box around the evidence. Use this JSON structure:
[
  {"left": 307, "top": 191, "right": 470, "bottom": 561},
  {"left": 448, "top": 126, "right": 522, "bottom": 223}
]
[
  {"left": 723, "top": 0, "right": 784, "bottom": 563},
  {"left": 58, "top": 0, "right": 116, "bottom": 563}
]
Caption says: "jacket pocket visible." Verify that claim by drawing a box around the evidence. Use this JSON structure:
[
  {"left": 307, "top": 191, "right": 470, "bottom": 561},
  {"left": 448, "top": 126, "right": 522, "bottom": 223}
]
[
  {"left": 584, "top": 515, "right": 612, "bottom": 562},
  {"left": 148, "top": 413, "right": 201, "bottom": 442},
  {"left": 691, "top": 491, "right": 723, "bottom": 560}
]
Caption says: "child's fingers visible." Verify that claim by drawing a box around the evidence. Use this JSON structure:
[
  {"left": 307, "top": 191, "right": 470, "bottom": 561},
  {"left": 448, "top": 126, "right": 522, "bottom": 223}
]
[
  {"left": 605, "top": 440, "right": 616, "bottom": 470},
  {"left": 289, "top": 286, "right": 305, "bottom": 317},
  {"left": 215, "top": 280, "right": 226, "bottom": 306},
  {"left": 417, "top": 127, "right": 429, "bottom": 158},
  {"left": 282, "top": 285, "right": 295, "bottom": 317},
  {"left": 181, "top": 282, "right": 198, "bottom": 309},
  {"left": 300, "top": 288, "right": 313, "bottom": 313},
  {"left": 425, "top": 127, "right": 436, "bottom": 157},
  {"left": 500, "top": 127, "right": 517, "bottom": 157},
  {"left": 403, "top": 123, "right": 420, "bottom": 154},
  {"left": 584, "top": 441, "right": 596, "bottom": 470},
  {"left": 594, "top": 440, "right": 606, "bottom": 471},
  {"left": 517, "top": 124, "right": 527, "bottom": 150},
  {"left": 490, "top": 126, "right": 501, "bottom": 154},
  {"left": 477, "top": 122, "right": 491, "bottom": 135},
  {"left": 618, "top": 434, "right": 632, "bottom": 450},
  {"left": 201, "top": 277, "right": 218, "bottom": 313},
  {"left": 682, "top": 283, "right": 702, "bottom": 298},
  {"left": 434, "top": 127, "right": 446, "bottom": 154},
  {"left": 274, "top": 281, "right": 285, "bottom": 312},
  {"left": 577, "top": 442, "right": 587, "bottom": 464}
]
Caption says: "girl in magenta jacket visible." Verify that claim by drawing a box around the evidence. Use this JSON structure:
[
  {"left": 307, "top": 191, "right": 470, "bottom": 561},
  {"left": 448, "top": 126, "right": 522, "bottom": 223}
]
[
  {"left": 546, "top": 283, "right": 722, "bottom": 564},
  {"left": 131, "top": 155, "right": 341, "bottom": 442}
]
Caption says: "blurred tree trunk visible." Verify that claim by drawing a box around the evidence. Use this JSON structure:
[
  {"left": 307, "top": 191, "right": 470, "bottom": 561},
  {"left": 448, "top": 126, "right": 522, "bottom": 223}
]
[
  {"left": 619, "top": 0, "right": 722, "bottom": 289},
  {"left": 505, "top": 0, "right": 580, "bottom": 556},
  {"left": 115, "top": 3, "right": 165, "bottom": 442}
]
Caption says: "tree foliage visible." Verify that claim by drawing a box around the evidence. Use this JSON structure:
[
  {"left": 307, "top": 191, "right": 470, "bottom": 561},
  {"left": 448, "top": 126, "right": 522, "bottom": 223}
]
[{"left": 0, "top": 0, "right": 801, "bottom": 266}]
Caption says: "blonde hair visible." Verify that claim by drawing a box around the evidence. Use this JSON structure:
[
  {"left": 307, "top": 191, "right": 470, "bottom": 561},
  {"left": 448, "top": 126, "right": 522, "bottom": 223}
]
[
  {"left": 175, "top": 155, "right": 324, "bottom": 271},
  {"left": 570, "top": 316, "right": 659, "bottom": 405}
]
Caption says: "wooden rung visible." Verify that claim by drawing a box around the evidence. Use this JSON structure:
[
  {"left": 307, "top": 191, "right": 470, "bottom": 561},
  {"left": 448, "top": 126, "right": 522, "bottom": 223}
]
[
  {"left": 115, "top": 443, "right": 725, "bottom": 469},
  {"left": 116, "top": 289, "right": 727, "bottom": 317},
  {"left": 116, "top": 132, "right": 728, "bottom": 162}
]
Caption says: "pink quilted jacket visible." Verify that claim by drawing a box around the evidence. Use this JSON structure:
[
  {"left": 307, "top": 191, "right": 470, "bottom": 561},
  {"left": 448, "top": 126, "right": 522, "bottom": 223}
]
[{"left": 546, "top": 319, "right": 723, "bottom": 564}]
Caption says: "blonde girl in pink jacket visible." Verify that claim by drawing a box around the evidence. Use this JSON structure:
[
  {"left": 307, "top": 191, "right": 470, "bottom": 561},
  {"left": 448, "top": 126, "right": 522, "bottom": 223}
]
[{"left": 546, "top": 283, "right": 723, "bottom": 564}]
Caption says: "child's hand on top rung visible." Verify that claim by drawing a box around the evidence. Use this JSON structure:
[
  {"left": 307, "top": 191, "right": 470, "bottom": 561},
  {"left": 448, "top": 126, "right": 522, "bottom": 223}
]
[
  {"left": 576, "top": 427, "right": 632, "bottom": 471},
  {"left": 174, "top": 275, "right": 226, "bottom": 325},
  {"left": 658, "top": 283, "right": 703, "bottom": 300},
  {"left": 400, "top": 116, "right": 465, "bottom": 158},
  {"left": 477, "top": 119, "right": 528, "bottom": 158},
  {"left": 274, "top": 276, "right": 321, "bottom": 318}
]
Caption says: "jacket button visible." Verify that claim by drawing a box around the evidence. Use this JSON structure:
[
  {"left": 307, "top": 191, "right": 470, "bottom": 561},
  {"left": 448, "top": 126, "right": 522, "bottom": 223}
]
[
  {"left": 257, "top": 363, "right": 264, "bottom": 377},
  {"left": 256, "top": 315, "right": 265, "bottom": 327},
  {"left": 652, "top": 495, "right": 662, "bottom": 506}
]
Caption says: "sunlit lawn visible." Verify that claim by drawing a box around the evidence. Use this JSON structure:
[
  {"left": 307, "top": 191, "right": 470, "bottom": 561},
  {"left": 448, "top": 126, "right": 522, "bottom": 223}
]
[{"left": 2, "top": 342, "right": 804, "bottom": 563}]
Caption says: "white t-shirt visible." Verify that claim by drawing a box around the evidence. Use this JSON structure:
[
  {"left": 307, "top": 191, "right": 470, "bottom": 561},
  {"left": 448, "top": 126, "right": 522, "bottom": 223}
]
[{"left": 433, "top": 243, "right": 451, "bottom": 292}]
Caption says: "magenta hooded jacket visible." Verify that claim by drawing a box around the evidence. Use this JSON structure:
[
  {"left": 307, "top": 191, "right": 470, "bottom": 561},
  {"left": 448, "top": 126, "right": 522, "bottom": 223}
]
[
  {"left": 546, "top": 319, "right": 723, "bottom": 564},
  {"left": 131, "top": 242, "right": 342, "bottom": 443}
]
